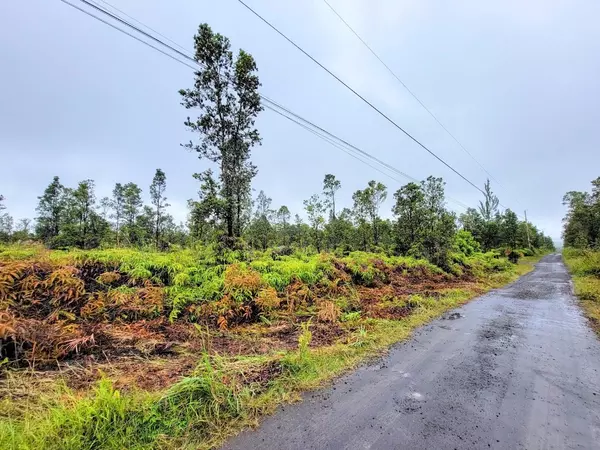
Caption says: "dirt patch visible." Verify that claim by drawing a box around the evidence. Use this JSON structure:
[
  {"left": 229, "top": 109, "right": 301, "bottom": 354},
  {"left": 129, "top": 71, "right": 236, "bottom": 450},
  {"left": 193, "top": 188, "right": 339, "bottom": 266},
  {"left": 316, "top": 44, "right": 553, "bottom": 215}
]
[
  {"left": 309, "top": 322, "right": 346, "bottom": 347},
  {"left": 62, "top": 356, "right": 197, "bottom": 392},
  {"left": 208, "top": 332, "right": 276, "bottom": 356},
  {"left": 237, "top": 360, "right": 283, "bottom": 390},
  {"left": 371, "top": 305, "right": 413, "bottom": 320},
  {"left": 246, "top": 321, "right": 348, "bottom": 350}
]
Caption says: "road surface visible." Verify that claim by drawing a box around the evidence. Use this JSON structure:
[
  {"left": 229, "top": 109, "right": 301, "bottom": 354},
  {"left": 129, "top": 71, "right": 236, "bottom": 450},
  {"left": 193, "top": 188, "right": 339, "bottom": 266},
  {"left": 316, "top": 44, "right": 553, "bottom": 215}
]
[{"left": 223, "top": 254, "right": 600, "bottom": 449}]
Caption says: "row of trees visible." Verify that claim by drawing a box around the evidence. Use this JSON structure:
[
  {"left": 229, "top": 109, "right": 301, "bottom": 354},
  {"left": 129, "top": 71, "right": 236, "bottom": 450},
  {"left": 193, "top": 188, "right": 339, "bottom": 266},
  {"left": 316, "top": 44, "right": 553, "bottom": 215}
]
[
  {"left": 235, "top": 175, "right": 551, "bottom": 266},
  {"left": 562, "top": 177, "right": 600, "bottom": 248},
  {"left": 1, "top": 171, "right": 552, "bottom": 265},
  {"left": 0, "top": 170, "right": 184, "bottom": 249},
  {"left": 460, "top": 181, "right": 553, "bottom": 251}
]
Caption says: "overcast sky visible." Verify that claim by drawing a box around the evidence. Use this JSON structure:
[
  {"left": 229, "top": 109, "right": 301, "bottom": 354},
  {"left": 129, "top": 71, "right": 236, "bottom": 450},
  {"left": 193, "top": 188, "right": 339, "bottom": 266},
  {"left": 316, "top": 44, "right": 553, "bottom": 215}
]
[{"left": 2, "top": 0, "right": 599, "bottom": 241}]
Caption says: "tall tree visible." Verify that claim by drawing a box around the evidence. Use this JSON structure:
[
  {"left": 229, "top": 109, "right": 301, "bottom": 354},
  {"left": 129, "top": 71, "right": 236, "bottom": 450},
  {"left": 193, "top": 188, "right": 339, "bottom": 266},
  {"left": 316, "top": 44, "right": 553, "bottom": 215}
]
[
  {"left": 459, "top": 208, "right": 484, "bottom": 243},
  {"left": 352, "top": 189, "right": 370, "bottom": 251},
  {"left": 323, "top": 174, "right": 341, "bottom": 220},
  {"left": 392, "top": 182, "right": 425, "bottom": 253},
  {"left": 247, "top": 190, "right": 274, "bottom": 250},
  {"left": 354, "top": 181, "right": 387, "bottom": 247},
  {"left": 500, "top": 209, "right": 519, "bottom": 248},
  {"left": 303, "top": 194, "right": 326, "bottom": 252},
  {"left": 189, "top": 169, "right": 223, "bottom": 243},
  {"left": 420, "top": 177, "right": 456, "bottom": 267},
  {"left": 478, "top": 179, "right": 499, "bottom": 221},
  {"left": 180, "top": 23, "right": 262, "bottom": 241},
  {"left": 35, "top": 176, "right": 67, "bottom": 244},
  {"left": 99, "top": 197, "right": 111, "bottom": 220},
  {"left": 392, "top": 177, "right": 455, "bottom": 266},
  {"left": 122, "top": 183, "right": 143, "bottom": 245},
  {"left": 292, "top": 214, "right": 311, "bottom": 248},
  {"left": 110, "top": 183, "right": 126, "bottom": 246},
  {"left": 562, "top": 177, "right": 600, "bottom": 248},
  {"left": 276, "top": 205, "right": 291, "bottom": 246},
  {"left": 0, "top": 215, "right": 13, "bottom": 243},
  {"left": 150, "top": 169, "right": 170, "bottom": 249},
  {"left": 136, "top": 205, "right": 157, "bottom": 246},
  {"left": 69, "top": 180, "right": 97, "bottom": 249},
  {"left": 0, "top": 196, "right": 12, "bottom": 243},
  {"left": 324, "top": 206, "right": 355, "bottom": 252}
]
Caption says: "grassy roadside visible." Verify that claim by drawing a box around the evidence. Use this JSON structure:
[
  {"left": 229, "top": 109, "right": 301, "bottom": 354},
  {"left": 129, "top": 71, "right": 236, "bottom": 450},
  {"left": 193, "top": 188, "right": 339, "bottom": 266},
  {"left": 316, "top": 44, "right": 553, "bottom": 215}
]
[
  {"left": 0, "top": 255, "right": 541, "bottom": 450},
  {"left": 563, "top": 249, "right": 600, "bottom": 335}
]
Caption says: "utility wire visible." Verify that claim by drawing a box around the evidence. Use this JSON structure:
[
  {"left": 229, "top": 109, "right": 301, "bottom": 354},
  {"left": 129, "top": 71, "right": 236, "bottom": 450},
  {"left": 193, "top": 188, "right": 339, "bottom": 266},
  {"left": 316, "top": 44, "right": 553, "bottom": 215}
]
[
  {"left": 90, "top": 0, "right": 191, "bottom": 54},
  {"left": 270, "top": 105, "right": 408, "bottom": 180},
  {"left": 263, "top": 95, "right": 470, "bottom": 210},
  {"left": 61, "top": 0, "right": 470, "bottom": 212},
  {"left": 261, "top": 96, "right": 417, "bottom": 184},
  {"left": 73, "top": 0, "right": 197, "bottom": 64},
  {"left": 321, "top": 0, "right": 502, "bottom": 187},
  {"left": 235, "top": 0, "right": 485, "bottom": 196},
  {"left": 60, "top": 0, "right": 201, "bottom": 71},
  {"left": 264, "top": 101, "right": 471, "bottom": 211}
]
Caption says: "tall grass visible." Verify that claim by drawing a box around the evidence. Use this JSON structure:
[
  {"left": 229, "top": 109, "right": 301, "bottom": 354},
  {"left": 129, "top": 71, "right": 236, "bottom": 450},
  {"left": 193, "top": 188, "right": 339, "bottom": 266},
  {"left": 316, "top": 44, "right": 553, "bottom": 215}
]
[
  {"left": 563, "top": 248, "right": 600, "bottom": 277},
  {"left": 0, "top": 355, "right": 253, "bottom": 450},
  {"left": 563, "top": 248, "right": 600, "bottom": 333}
]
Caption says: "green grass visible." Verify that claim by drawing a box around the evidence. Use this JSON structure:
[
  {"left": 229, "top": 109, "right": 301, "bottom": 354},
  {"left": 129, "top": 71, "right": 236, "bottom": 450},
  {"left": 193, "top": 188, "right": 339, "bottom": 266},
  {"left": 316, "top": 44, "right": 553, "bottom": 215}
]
[
  {"left": 563, "top": 248, "right": 600, "bottom": 334},
  {"left": 0, "top": 254, "right": 541, "bottom": 450}
]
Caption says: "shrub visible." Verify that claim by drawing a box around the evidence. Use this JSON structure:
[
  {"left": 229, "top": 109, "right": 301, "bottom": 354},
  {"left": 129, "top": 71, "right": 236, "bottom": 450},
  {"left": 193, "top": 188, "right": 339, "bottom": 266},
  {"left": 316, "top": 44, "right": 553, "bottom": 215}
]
[
  {"left": 453, "top": 230, "right": 481, "bottom": 257},
  {"left": 504, "top": 248, "right": 523, "bottom": 264}
]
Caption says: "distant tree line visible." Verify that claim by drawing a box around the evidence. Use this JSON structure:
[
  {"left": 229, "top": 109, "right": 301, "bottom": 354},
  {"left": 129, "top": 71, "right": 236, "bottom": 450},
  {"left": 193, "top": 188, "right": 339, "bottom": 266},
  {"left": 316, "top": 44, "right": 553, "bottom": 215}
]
[
  {"left": 0, "top": 170, "right": 553, "bottom": 267},
  {"left": 562, "top": 176, "right": 600, "bottom": 248},
  {"left": 0, "top": 23, "right": 554, "bottom": 265},
  {"left": 0, "top": 170, "right": 185, "bottom": 250}
]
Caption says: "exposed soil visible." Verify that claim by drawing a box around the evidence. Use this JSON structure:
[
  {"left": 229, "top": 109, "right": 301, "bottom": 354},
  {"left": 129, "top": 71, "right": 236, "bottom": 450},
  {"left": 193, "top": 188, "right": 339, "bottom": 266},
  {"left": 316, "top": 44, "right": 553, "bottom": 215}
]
[
  {"left": 236, "top": 360, "right": 284, "bottom": 391},
  {"left": 59, "top": 355, "right": 198, "bottom": 392}
]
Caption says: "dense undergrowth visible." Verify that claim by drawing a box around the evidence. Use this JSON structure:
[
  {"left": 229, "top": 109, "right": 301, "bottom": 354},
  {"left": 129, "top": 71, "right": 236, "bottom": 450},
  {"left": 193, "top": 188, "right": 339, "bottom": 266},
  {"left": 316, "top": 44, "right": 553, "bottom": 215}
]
[
  {"left": 0, "top": 243, "right": 540, "bottom": 449},
  {"left": 563, "top": 248, "right": 600, "bottom": 333},
  {"left": 0, "top": 243, "right": 513, "bottom": 367}
]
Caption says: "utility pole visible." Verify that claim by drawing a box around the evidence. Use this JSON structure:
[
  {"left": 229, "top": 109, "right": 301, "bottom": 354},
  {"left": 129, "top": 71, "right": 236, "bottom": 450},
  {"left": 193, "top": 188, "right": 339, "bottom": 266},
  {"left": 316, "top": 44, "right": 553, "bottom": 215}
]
[{"left": 524, "top": 210, "right": 532, "bottom": 250}]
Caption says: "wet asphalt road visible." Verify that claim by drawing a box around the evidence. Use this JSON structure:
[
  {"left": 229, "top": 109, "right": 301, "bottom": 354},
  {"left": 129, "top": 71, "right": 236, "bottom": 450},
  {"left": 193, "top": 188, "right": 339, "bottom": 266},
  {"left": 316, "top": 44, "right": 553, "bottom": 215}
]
[{"left": 222, "top": 254, "right": 600, "bottom": 449}]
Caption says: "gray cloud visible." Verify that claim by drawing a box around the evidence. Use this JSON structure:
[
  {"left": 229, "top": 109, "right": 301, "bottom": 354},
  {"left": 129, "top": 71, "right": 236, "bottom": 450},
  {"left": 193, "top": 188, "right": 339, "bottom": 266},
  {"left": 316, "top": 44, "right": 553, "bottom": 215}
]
[{"left": 2, "top": 0, "right": 599, "bottom": 241}]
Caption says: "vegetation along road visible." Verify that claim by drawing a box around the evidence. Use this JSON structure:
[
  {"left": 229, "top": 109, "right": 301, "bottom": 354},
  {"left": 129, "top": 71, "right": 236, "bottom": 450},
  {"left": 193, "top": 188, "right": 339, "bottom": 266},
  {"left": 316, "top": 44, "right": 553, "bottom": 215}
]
[
  {"left": 224, "top": 254, "right": 600, "bottom": 450},
  {"left": 1, "top": 3, "right": 596, "bottom": 449}
]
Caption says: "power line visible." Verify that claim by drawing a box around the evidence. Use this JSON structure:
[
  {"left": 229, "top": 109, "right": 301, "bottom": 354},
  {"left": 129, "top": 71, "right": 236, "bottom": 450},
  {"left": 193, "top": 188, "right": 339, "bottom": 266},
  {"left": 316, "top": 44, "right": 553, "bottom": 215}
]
[
  {"left": 235, "top": 0, "right": 485, "bottom": 196},
  {"left": 263, "top": 101, "right": 471, "bottom": 211},
  {"left": 72, "top": 0, "right": 196, "bottom": 64},
  {"left": 90, "top": 0, "right": 191, "bottom": 54},
  {"left": 261, "top": 96, "right": 417, "bottom": 184},
  {"left": 61, "top": 0, "right": 471, "bottom": 212},
  {"left": 269, "top": 105, "right": 408, "bottom": 180},
  {"left": 321, "top": 0, "right": 502, "bottom": 188}
]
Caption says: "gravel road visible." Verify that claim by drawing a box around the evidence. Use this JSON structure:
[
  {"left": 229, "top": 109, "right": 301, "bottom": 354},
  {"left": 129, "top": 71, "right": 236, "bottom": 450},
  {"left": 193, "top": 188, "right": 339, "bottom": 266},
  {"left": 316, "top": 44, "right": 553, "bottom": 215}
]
[{"left": 222, "top": 254, "right": 600, "bottom": 449}]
